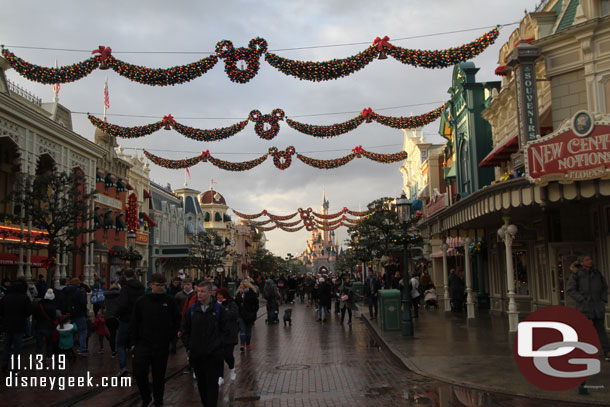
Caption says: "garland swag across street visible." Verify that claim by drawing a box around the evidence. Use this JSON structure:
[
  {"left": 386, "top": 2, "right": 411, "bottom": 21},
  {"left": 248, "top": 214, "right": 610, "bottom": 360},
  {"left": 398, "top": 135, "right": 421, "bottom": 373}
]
[
  {"left": 143, "top": 146, "right": 407, "bottom": 171},
  {"left": 2, "top": 27, "right": 499, "bottom": 85},
  {"left": 87, "top": 104, "right": 444, "bottom": 140}
]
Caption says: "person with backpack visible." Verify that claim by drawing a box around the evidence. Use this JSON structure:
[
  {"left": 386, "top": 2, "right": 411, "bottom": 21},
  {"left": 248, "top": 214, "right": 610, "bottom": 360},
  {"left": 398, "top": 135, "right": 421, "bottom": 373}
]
[
  {"left": 63, "top": 278, "right": 88, "bottom": 355},
  {"left": 115, "top": 269, "right": 145, "bottom": 376},
  {"left": 130, "top": 273, "right": 180, "bottom": 407},
  {"left": 33, "top": 288, "right": 58, "bottom": 359},
  {"left": 103, "top": 282, "right": 121, "bottom": 357},
  {"left": 181, "top": 280, "right": 229, "bottom": 407},
  {"left": 90, "top": 276, "right": 106, "bottom": 315},
  {"left": 263, "top": 277, "right": 279, "bottom": 324},
  {"left": 235, "top": 280, "right": 259, "bottom": 352}
]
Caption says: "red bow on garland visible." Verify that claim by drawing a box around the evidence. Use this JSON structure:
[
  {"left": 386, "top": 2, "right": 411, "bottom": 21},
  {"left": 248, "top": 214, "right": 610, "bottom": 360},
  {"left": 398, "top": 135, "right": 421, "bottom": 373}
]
[
  {"left": 163, "top": 114, "right": 175, "bottom": 126},
  {"left": 41, "top": 257, "right": 55, "bottom": 271},
  {"left": 200, "top": 150, "right": 210, "bottom": 160},
  {"left": 262, "top": 209, "right": 268, "bottom": 215},
  {"left": 352, "top": 145, "right": 365, "bottom": 156},
  {"left": 361, "top": 108, "right": 374, "bottom": 122},
  {"left": 373, "top": 36, "right": 392, "bottom": 51},
  {"left": 92, "top": 46, "right": 112, "bottom": 61}
]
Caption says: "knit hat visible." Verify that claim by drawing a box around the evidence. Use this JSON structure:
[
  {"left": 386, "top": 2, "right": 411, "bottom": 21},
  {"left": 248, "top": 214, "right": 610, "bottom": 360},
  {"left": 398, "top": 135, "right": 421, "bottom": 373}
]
[{"left": 44, "top": 288, "right": 55, "bottom": 300}]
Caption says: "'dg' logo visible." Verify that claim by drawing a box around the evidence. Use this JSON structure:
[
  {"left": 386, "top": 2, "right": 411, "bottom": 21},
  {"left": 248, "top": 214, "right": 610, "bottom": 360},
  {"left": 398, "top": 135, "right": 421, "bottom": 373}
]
[{"left": 514, "top": 305, "right": 601, "bottom": 391}]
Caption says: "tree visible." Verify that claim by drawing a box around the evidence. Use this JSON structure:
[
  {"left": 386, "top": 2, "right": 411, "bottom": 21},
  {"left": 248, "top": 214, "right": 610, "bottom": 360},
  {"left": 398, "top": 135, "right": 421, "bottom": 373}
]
[
  {"left": 347, "top": 197, "right": 399, "bottom": 263},
  {"left": 250, "top": 248, "right": 279, "bottom": 277},
  {"left": 7, "top": 171, "right": 96, "bottom": 283},
  {"left": 188, "top": 231, "right": 228, "bottom": 276},
  {"left": 334, "top": 248, "right": 359, "bottom": 274}
]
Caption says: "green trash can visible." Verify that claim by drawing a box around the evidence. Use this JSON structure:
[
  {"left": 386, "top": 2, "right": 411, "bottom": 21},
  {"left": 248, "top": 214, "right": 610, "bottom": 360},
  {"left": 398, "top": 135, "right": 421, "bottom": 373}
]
[
  {"left": 351, "top": 281, "right": 363, "bottom": 302},
  {"left": 378, "top": 289, "right": 401, "bottom": 331},
  {"left": 228, "top": 282, "right": 236, "bottom": 297}
]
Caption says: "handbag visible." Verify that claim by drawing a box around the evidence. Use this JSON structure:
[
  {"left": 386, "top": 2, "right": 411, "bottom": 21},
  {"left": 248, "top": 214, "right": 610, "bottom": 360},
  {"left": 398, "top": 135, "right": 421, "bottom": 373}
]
[{"left": 341, "top": 294, "right": 349, "bottom": 302}]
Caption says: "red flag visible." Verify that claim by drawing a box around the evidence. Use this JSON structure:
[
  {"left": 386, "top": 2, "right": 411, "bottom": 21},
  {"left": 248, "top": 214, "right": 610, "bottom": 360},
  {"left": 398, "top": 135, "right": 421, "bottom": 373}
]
[
  {"left": 53, "top": 83, "right": 60, "bottom": 96},
  {"left": 103, "top": 79, "right": 109, "bottom": 109},
  {"left": 185, "top": 167, "right": 191, "bottom": 179}
]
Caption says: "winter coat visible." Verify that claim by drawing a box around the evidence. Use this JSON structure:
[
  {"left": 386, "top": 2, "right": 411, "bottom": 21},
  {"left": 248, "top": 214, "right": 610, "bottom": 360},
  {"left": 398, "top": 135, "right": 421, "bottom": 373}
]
[
  {"left": 363, "top": 276, "right": 381, "bottom": 298},
  {"left": 102, "top": 288, "right": 121, "bottom": 320},
  {"left": 181, "top": 300, "right": 229, "bottom": 359},
  {"left": 130, "top": 293, "right": 180, "bottom": 350},
  {"left": 57, "top": 323, "right": 77, "bottom": 350},
  {"left": 168, "top": 283, "right": 182, "bottom": 297},
  {"left": 33, "top": 298, "right": 58, "bottom": 332},
  {"left": 235, "top": 289, "right": 259, "bottom": 324},
  {"left": 61, "top": 284, "right": 88, "bottom": 318},
  {"left": 340, "top": 282, "right": 355, "bottom": 309},
  {"left": 0, "top": 282, "right": 32, "bottom": 333},
  {"left": 94, "top": 315, "right": 109, "bottom": 336},
  {"left": 567, "top": 266, "right": 609, "bottom": 319},
  {"left": 317, "top": 282, "right": 332, "bottom": 308},
  {"left": 116, "top": 279, "right": 145, "bottom": 323},
  {"left": 175, "top": 290, "right": 196, "bottom": 320},
  {"left": 448, "top": 274, "right": 465, "bottom": 301},
  {"left": 219, "top": 298, "right": 239, "bottom": 345}
]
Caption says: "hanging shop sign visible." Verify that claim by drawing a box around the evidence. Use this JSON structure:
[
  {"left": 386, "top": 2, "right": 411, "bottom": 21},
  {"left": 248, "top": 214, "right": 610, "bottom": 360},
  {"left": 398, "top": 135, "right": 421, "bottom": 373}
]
[
  {"left": 525, "top": 111, "right": 610, "bottom": 184},
  {"left": 136, "top": 233, "right": 149, "bottom": 244}
]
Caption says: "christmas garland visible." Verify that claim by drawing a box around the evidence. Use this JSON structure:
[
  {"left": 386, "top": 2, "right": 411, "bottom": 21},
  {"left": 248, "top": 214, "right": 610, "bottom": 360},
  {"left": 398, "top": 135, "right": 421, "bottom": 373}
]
[
  {"left": 2, "top": 28, "right": 499, "bottom": 85},
  {"left": 286, "top": 115, "right": 365, "bottom": 138},
  {"left": 172, "top": 119, "right": 249, "bottom": 142},
  {"left": 277, "top": 224, "right": 305, "bottom": 232},
  {"left": 231, "top": 209, "right": 265, "bottom": 219},
  {"left": 88, "top": 115, "right": 163, "bottom": 139},
  {"left": 387, "top": 26, "right": 499, "bottom": 69},
  {"left": 273, "top": 219, "right": 302, "bottom": 227},
  {"left": 127, "top": 193, "right": 138, "bottom": 233},
  {"left": 267, "top": 211, "right": 298, "bottom": 221},
  {"left": 371, "top": 104, "right": 445, "bottom": 129},
  {"left": 144, "top": 146, "right": 407, "bottom": 171},
  {"left": 88, "top": 105, "right": 443, "bottom": 141}
]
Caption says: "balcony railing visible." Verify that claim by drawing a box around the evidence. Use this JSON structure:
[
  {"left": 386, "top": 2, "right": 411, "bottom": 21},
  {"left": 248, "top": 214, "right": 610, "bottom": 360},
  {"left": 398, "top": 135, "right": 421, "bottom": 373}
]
[{"left": 7, "top": 80, "right": 42, "bottom": 106}]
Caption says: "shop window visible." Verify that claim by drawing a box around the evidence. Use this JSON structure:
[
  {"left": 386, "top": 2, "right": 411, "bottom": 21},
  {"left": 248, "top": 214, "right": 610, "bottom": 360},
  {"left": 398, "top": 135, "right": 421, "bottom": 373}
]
[{"left": 513, "top": 249, "right": 529, "bottom": 295}]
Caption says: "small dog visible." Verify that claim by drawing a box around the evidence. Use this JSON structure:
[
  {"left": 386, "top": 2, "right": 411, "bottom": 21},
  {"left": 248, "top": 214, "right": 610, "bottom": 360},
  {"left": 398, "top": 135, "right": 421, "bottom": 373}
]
[{"left": 283, "top": 309, "right": 292, "bottom": 326}]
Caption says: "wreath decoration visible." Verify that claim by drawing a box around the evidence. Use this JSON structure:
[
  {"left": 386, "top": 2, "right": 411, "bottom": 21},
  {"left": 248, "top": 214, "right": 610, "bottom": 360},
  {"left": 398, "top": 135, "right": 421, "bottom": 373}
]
[
  {"left": 250, "top": 109, "right": 285, "bottom": 140},
  {"left": 215, "top": 38, "right": 268, "bottom": 84},
  {"left": 269, "top": 146, "right": 295, "bottom": 170}
]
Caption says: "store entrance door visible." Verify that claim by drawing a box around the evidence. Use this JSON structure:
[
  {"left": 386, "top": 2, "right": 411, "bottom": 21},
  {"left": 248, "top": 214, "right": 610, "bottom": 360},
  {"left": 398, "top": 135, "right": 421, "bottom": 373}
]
[{"left": 549, "top": 243, "right": 595, "bottom": 307}]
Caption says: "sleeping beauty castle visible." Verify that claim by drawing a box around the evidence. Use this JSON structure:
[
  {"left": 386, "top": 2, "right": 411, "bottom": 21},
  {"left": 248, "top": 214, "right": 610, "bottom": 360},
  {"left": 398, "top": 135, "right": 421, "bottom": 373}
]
[{"left": 303, "top": 190, "right": 340, "bottom": 274}]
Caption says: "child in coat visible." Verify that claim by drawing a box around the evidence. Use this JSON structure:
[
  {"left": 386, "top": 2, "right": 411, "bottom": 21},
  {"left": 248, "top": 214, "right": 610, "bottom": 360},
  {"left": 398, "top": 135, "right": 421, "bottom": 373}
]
[
  {"left": 93, "top": 308, "right": 110, "bottom": 354},
  {"left": 56, "top": 316, "right": 77, "bottom": 360}
]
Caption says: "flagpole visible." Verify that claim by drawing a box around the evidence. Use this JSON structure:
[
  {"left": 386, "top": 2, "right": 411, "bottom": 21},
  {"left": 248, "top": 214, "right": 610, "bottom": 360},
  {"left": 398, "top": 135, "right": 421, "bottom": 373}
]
[
  {"left": 103, "top": 76, "right": 108, "bottom": 121},
  {"left": 184, "top": 164, "right": 188, "bottom": 188},
  {"left": 52, "top": 59, "right": 59, "bottom": 103}
]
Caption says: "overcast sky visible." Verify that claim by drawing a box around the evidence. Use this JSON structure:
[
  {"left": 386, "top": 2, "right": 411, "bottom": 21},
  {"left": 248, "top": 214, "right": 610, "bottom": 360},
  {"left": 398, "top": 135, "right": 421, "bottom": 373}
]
[{"left": 1, "top": 0, "right": 536, "bottom": 258}]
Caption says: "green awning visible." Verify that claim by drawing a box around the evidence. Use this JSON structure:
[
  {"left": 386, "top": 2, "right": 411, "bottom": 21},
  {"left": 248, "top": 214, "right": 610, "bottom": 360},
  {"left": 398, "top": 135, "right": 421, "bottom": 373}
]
[
  {"left": 115, "top": 214, "right": 126, "bottom": 231},
  {"left": 116, "top": 178, "right": 126, "bottom": 192},
  {"left": 204, "top": 212, "right": 210, "bottom": 222},
  {"left": 104, "top": 173, "right": 114, "bottom": 187},
  {"left": 214, "top": 212, "right": 222, "bottom": 222}
]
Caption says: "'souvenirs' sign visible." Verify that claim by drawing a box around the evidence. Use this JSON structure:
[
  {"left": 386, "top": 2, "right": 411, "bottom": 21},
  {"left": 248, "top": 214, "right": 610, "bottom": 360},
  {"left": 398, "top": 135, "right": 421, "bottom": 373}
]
[{"left": 525, "top": 111, "right": 610, "bottom": 184}]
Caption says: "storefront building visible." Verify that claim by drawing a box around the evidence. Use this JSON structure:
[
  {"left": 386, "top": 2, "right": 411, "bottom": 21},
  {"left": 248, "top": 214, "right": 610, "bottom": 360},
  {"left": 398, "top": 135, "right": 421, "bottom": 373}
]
[
  {"left": 420, "top": 1, "right": 610, "bottom": 332},
  {"left": 0, "top": 62, "right": 103, "bottom": 285}
]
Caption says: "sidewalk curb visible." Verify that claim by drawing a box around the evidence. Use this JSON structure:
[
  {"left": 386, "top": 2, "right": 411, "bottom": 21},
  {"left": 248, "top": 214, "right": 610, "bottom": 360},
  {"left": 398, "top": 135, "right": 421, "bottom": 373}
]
[{"left": 359, "top": 313, "right": 607, "bottom": 407}]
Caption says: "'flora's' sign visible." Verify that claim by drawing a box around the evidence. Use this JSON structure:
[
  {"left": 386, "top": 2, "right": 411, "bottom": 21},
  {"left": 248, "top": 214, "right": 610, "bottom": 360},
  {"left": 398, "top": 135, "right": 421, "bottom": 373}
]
[{"left": 525, "top": 111, "right": 610, "bottom": 184}]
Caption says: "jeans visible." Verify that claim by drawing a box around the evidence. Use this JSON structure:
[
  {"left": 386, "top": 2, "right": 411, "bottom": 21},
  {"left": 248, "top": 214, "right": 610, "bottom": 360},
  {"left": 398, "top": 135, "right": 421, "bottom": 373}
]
[
  {"left": 72, "top": 316, "right": 88, "bottom": 353},
  {"left": 238, "top": 317, "right": 253, "bottom": 346},
  {"left": 367, "top": 296, "right": 378, "bottom": 318},
  {"left": 317, "top": 305, "right": 329, "bottom": 320},
  {"left": 2, "top": 332, "right": 24, "bottom": 366},
  {"left": 35, "top": 328, "right": 54, "bottom": 357},
  {"left": 116, "top": 321, "right": 130, "bottom": 370}
]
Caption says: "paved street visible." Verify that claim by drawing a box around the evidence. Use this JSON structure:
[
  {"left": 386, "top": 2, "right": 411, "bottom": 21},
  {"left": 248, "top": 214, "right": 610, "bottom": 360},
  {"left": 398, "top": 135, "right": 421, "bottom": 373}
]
[{"left": 0, "top": 302, "right": 599, "bottom": 406}]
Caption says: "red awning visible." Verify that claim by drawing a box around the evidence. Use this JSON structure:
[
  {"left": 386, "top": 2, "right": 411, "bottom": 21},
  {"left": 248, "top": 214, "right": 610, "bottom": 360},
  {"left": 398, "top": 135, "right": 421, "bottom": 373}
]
[
  {"left": 0, "top": 253, "right": 18, "bottom": 265},
  {"left": 478, "top": 135, "right": 519, "bottom": 167},
  {"left": 126, "top": 182, "right": 134, "bottom": 191},
  {"left": 140, "top": 212, "right": 157, "bottom": 227},
  {"left": 494, "top": 65, "right": 508, "bottom": 76},
  {"left": 143, "top": 189, "right": 152, "bottom": 199},
  {"left": 0, "top": 253, "right": 47, "bottom": 267}
]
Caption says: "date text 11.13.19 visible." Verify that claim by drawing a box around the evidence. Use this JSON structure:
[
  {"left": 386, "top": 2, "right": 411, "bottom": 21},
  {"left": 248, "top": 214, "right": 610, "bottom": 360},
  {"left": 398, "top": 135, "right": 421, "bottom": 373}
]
[{"left": 11, "top": 354, "right": 66, "bottom": 371}]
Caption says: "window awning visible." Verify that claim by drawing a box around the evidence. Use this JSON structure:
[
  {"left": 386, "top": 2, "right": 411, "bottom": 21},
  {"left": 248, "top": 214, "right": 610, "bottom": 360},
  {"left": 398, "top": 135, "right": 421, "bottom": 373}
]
[
  {"left": 478, "top": 135, "right": 519, "bottom": 167},
  {"left": 143, "top": 189, "right": 152, "bottom": 199},
  {"left": 0, "top": 253, "right": 18, "bottom": 265},
  {"left": 126, "top": 181, "right": 134, "bottom": 191},
  {"left": 115, "top": 214, "right": 126, "bottom": 231},
  {"left": 116, "top": 178, "right": 126, "bottom": 192}
]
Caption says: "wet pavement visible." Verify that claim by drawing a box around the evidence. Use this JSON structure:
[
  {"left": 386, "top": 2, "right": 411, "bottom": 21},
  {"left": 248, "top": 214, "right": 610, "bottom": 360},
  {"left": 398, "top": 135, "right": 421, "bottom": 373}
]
[
  {"left": 0, "top": 301, "right": 601, "bottom": 406},
  {"left": 361, "top": 305, "right": 610, "bottom": 406}
]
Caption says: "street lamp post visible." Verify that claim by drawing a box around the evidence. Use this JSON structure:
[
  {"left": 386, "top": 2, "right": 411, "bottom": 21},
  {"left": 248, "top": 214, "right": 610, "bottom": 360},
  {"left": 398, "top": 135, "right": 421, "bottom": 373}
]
[
  {"left": 395, "top": 193, "right": 414, "bottom": 337},
  {"left": 497, "top": 216, "right": 519, "bottom": 332}
]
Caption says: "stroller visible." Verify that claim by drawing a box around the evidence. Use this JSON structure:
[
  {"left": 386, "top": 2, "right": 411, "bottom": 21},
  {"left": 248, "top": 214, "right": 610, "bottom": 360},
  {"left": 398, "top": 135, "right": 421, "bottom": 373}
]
[{"left": 423, "top": 287, "right": 439, "bottom": 310}]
